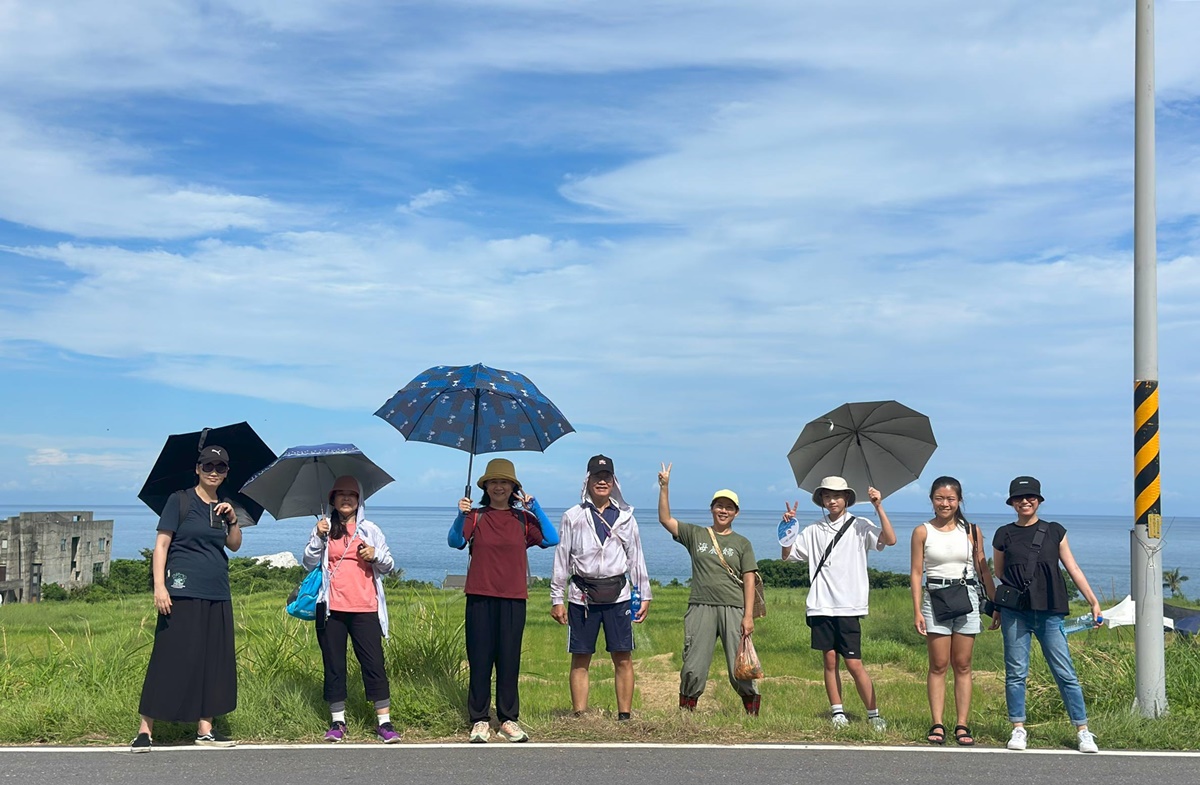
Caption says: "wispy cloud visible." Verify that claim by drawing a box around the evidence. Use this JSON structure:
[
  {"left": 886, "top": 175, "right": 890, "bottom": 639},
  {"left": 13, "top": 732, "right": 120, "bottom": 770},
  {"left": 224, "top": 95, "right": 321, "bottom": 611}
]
[{"left": 0, "top": 2, "right": 1198, "bottom": 511}]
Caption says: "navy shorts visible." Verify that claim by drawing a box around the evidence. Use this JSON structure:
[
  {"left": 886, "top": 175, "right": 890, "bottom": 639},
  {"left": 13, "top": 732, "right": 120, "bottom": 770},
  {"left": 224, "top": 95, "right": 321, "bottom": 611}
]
[
  {"left": 807, "top": 615, "right": 863, "bottom": 659},
  {"left": 567, "top": 600, "right": 634, "bottom": 654}
]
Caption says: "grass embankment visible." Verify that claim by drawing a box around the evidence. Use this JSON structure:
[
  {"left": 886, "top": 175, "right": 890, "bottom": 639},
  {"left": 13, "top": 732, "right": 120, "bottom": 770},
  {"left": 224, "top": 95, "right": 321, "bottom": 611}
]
[{"left": 1, "top": 586, "right": 1198, "bottom": 749}]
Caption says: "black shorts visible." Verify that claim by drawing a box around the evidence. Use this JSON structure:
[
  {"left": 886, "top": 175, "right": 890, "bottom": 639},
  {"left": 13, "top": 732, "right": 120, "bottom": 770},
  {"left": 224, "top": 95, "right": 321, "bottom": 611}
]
[
  {"left": 807, "top": 615, "right": 863, "bottom": 659},
  {"left": 567, "top": 600, "right": 634, "bottom": 654}
]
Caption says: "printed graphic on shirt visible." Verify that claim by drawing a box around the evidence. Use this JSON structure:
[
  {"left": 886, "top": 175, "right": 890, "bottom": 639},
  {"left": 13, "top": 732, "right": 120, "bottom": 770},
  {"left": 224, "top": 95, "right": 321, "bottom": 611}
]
[{"left": 170, "top": 572, "right": 187, "bottom": 590}]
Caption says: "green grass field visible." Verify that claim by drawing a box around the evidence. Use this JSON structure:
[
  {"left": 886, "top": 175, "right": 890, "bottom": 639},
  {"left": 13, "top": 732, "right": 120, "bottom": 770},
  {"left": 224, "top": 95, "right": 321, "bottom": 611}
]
[{"left": 1, "top": 586, "right": 1197, "bottom": 749}]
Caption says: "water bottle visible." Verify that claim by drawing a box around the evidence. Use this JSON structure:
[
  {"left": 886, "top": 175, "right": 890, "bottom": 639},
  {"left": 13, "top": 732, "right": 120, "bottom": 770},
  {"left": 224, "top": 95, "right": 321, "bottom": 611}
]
[
  {"left": 1063, "top": 613, "right": 1102, "bottom": 634},
  {"left": 630, "top": 579, "right": 642, "bottom": 618}
]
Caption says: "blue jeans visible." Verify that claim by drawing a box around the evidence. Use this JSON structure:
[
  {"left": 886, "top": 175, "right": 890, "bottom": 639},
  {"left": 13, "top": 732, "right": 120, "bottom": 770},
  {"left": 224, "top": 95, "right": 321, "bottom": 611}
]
[{"left": 1000, "top": 609, "right": 1088, "bottom": 726}]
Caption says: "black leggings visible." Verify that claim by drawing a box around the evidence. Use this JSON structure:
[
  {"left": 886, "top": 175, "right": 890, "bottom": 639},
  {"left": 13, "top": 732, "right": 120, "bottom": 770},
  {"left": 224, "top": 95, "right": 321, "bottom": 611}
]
[{"left": 316, "top": 607, "right": 390, "bottom": 704}]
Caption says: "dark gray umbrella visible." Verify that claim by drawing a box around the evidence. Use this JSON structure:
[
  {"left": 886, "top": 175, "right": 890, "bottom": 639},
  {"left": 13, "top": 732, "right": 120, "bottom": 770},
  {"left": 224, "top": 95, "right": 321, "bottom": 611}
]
[
  {"left": 240, "top": 443, "right": 394, "bottom": 521},
  {"left": 787, "top": 400, "right": 937, "bottom": 501}
]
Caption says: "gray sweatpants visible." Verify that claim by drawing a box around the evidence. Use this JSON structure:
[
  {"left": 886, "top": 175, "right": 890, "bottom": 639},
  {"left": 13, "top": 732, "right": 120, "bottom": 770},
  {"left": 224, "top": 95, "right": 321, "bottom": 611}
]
[{"left": 680, "top": 603, "right": 758, "bottom": 699}]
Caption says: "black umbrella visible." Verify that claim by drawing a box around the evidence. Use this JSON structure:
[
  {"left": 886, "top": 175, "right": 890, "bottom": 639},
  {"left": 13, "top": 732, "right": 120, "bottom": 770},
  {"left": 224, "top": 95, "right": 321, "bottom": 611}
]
[
  {"left": 138, "top": 422, "right": 277, "bottom": 525},
  {"left": 787, "top": 400, "right": 937, "bottom": 501}
]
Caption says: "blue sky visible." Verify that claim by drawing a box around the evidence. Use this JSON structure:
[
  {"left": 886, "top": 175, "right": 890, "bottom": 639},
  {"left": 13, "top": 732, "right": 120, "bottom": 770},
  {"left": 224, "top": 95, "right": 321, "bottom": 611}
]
[{"left": 2, "top": 1, "right": 1199, "bottom": 517}]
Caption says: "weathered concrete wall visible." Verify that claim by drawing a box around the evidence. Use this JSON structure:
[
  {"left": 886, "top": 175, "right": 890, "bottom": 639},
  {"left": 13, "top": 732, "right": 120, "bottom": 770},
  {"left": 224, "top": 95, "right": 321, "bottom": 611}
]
[{"left": 0, "top": 511, "right": 115, "bottom": 603}]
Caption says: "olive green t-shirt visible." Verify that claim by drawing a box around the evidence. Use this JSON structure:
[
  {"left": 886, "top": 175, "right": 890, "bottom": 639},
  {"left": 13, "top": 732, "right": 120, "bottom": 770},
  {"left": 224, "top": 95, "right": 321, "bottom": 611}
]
[{"left": 674, "top": 522, "right": 758, "bottom": 607}]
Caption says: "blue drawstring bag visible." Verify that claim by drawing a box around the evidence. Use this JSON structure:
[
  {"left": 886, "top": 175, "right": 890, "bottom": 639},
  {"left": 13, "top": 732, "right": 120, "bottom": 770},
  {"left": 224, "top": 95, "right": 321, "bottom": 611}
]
[{"left": 286, "top": 567, "right": 323, "bottom": 620}]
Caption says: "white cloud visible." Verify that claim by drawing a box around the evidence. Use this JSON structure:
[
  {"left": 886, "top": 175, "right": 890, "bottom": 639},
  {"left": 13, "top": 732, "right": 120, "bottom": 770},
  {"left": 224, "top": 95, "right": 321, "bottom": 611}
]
[
  {"left": 0, "top": 113, "right": 297, "bottom": 239},
  {"left": 0, "top": 1, "right": 1198, "bottom": 511}
]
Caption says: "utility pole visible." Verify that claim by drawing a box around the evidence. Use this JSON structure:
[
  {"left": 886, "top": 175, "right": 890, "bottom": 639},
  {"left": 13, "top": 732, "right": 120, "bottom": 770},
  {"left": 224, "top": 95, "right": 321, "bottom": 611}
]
[{"left": 1132, "top": 0, "right": 1168, "bottom": 718}]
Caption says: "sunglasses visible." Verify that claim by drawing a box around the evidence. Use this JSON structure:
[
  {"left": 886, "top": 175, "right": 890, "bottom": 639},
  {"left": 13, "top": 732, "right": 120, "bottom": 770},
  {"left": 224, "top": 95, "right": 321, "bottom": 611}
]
[
  {"left": 199, "top": 462, "right": 229, "bottom": 474},
  {"left": 1011, "top": 494, "right": 1038, "bottom": 503}
]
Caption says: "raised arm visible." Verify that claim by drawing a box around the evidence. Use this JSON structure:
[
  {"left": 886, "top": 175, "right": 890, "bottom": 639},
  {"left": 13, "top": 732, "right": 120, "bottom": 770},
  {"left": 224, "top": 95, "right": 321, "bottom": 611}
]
[
  {"left": 868, "top": 487, "right": 897, "bottom": 547},
  {"left": 656, "top": 462, "right": 680, "bottom": 537},
  {"left": 521, "top": 494, "right": 559, "bottom": 548},
  {"left": 779, "top": 500, "right": 799, "bottom": 560},
  {"left": 448, "top": 498, "right": 471, "bottom": 549}
]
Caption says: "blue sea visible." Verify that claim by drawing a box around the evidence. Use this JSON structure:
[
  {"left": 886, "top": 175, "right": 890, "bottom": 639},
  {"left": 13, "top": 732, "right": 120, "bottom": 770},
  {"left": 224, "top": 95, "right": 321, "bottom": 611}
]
[{"left": 2, "top": 504, "right": 1195, "bottom": 601}]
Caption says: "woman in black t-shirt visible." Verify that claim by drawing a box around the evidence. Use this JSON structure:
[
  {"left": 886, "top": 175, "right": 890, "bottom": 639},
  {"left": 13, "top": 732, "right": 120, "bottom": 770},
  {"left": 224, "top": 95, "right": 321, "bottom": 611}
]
[
  {"left": 991, "top": 476, "right": 1102, "bottom": 754},
  {"left": 132, "top": 445, "right": 243, "bottom": 752}
]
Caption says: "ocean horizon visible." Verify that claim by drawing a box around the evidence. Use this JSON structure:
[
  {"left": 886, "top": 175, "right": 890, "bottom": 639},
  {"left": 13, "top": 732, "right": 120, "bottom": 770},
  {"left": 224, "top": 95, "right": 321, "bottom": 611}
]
[{"left": 3, "top": 504, "right": 1195, "bottom": 603}]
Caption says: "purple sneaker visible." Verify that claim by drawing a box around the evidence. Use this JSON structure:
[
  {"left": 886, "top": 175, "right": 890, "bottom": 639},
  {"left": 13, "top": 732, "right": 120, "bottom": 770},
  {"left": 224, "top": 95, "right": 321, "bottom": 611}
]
[
  {"left": 325, "top": 721, "right": 347, "bottom": 743},
  {"left": 375, "top": 721, "right": 401, "bottom": 744}
]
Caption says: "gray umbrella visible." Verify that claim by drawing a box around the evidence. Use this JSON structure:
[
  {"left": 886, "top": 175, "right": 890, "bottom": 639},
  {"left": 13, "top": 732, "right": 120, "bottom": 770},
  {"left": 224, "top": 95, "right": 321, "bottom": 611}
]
[
  {"left": 787, "top": 400, "right": 937, "bottom": 501},
  {"left": 240, "top": 443, "right": 394, "bottom": 520}
]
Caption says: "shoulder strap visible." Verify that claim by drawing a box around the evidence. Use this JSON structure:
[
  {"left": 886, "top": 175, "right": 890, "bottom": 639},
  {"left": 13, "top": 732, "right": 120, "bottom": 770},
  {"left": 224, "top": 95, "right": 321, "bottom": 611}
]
[
  {"left": 811, "top": 516, "right": 855, "bottom": 582},
  {"left": 706, "top": 527, "right": 744, "bottom": 586},
  {"left": 174, "top": 488, "right": 192, "bottom": 526},
  {"left": 1018, "top": 522, "right": 1049, "bottom": 588}
]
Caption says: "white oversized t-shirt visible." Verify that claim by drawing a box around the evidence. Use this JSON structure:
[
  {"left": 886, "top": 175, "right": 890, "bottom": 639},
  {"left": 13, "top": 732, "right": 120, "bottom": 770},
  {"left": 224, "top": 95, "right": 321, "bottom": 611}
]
[{"left": 786, "top": 512, "right": 882, "bottom": 616}]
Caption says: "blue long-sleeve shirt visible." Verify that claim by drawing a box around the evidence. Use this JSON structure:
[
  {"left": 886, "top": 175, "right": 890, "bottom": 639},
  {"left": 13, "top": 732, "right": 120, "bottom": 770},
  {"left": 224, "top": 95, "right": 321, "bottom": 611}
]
[{"left": 448, "top": 498, "right": 559, "bottom": 549}]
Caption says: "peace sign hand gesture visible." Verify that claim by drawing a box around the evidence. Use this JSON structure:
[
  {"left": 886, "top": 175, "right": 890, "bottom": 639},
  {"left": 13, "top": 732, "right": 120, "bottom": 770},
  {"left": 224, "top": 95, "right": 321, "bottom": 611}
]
[
  {"left": 778, "top": 501, "right": 801, "bottom": 548},
  {"left": 658, "top": 462, "right": 672, "bottom": 487}
]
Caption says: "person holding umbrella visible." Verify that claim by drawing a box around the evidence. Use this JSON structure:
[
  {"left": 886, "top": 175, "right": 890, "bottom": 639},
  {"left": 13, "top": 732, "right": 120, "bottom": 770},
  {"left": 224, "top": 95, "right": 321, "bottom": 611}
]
[
  {"left": 303, "top": 476, "right": 399, "bottom": 744},
  {"left": 550, "top": 455, "right": 652, "bottom": 720},
  {"left": 132, "top": 446, "right": 243, "bottom": 751},
  {"left": 448, "top": 458, "right": 559, "bottom": 743},
  {"left": 656, "top": 462, "right": 761, "bottom": 716},
  {"left": 779, "top": 476, "right": 896, "bottom": 731}
]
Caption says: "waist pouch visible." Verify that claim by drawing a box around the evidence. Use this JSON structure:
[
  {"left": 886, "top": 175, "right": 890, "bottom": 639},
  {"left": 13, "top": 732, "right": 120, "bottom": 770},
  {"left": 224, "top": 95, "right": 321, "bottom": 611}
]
[{"left": 571, "top": 574, "right": 626, "bottom": 604}]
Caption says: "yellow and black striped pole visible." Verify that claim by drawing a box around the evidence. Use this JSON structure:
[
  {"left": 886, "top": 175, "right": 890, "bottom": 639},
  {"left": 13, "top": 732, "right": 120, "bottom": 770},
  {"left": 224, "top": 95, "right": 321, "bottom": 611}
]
[
  {"left": 1134, "top": 381, "right": 1161, "bottom": 539},
  {"left": 1131, "top": 0, "right": 1167, "bottom": 717}
]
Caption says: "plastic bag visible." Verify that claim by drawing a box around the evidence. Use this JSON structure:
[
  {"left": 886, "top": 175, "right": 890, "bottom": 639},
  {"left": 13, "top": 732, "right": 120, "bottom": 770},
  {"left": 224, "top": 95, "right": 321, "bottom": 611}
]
[{"left": 734, "top": 634, "right": 764, "bottom": 681}]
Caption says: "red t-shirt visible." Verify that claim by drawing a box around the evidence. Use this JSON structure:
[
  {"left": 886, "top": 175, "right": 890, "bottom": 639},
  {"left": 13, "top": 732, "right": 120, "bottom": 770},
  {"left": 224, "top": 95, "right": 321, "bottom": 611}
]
[
  {"left": 463, "top": 507, "right": 544, "bottom": 599},
  {"left": 326, "top": 524, "right": 378, "bottom": 613}
]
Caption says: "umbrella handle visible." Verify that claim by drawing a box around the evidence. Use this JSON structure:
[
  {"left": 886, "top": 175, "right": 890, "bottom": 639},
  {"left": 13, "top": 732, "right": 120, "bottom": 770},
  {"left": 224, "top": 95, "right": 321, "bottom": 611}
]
[{"left": 465, "top": 451, "right": 475, "bottom": 501}]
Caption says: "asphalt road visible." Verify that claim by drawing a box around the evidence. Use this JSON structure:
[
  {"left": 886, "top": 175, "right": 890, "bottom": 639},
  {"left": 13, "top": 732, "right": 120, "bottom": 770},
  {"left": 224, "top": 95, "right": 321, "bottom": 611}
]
[{"left": 2, "top": 744, "right": 1197, "bottom": 785}]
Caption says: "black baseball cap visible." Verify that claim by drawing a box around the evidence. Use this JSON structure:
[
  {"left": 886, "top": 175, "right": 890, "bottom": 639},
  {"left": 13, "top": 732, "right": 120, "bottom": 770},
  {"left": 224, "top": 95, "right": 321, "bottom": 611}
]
[
  {"left": 587, "top": 454, "right": 615, "bottom": 476},
  {"left": 198, "top": 446, "right": 230, "bottom": 465}
]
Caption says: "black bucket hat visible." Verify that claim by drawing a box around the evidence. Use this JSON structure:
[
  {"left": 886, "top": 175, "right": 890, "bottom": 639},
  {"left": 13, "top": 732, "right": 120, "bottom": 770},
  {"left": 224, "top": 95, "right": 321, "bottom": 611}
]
[{"left": 1006, "top": 476, "right": 1044, "bottom": 505}]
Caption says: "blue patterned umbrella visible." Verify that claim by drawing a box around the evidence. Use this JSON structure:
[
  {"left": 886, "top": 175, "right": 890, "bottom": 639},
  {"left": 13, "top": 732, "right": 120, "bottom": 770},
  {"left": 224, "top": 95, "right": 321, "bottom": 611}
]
[{"left": 374, "top": 364, "right": 574, "bottom": 495}]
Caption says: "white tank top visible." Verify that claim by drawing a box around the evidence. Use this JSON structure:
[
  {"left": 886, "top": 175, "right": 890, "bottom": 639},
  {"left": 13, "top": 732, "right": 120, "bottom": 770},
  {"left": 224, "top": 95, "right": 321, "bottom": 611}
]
[{"left": 922, "top": 522, "right": 976, "bottom": 581}]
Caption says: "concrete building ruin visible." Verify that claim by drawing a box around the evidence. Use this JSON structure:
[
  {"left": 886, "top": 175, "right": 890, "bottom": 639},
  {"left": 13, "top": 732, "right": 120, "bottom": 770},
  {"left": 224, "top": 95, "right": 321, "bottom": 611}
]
[{"left": 0, "top": 511, "right": 114, "bottom": 605}]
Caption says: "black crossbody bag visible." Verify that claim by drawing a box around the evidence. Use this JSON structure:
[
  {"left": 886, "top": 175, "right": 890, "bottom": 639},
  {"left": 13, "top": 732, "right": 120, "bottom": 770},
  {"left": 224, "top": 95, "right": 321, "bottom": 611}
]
[
  {"left": 993, "top": 522, "right": 1048, "bottom": 610},
  {"left": 926, "top": 524, "right": 978, "bottom": 622}
]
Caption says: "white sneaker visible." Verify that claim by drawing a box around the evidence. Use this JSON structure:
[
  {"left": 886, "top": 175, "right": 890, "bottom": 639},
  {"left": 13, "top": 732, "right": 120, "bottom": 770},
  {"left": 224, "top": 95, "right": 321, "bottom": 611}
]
[
  {"left": 869, "top": 715, "right": 887, "bottom": 732},
  {"left": 1077, "top": 729, "right": 1099, "bottom": 753},
  {"left": 498, "top": 720, "right": 529, "bottom": 743},
  {"left": 1007, "top": 726, "right": 1028, "bottom": 751},
  {"left": 469, "top": 721, "right": 490, "bottom": 743},
  {"left": 831, "top": 712, "right": 850, "bottom": 729}
]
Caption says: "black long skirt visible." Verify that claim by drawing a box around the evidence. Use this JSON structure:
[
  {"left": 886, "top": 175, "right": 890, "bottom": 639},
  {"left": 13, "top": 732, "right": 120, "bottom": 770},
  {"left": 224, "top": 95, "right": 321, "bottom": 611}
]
[{"left": 138, "top": 597, "right": 237, "bottom": 722}]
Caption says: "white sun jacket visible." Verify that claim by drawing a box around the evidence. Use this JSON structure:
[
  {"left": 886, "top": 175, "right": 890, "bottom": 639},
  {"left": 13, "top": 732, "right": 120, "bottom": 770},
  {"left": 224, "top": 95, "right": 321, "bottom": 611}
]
[{"left": 550, "top": 474, "right": 652, "bottom": 607}]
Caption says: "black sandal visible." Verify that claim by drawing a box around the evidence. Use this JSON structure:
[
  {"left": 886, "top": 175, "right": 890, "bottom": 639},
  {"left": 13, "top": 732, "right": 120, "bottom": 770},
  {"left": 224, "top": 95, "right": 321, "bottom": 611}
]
[
  {"left": 954, "top": 725, "right": 975, "bottom": 746},
  {"left": 927, "top": 724, "right": 946, "bottom": 744}
]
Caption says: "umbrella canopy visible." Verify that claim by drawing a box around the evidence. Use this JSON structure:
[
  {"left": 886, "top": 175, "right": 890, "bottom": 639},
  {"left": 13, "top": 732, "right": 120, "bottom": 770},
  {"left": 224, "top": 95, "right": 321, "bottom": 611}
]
[
  {"left": 374, "top": 363, "right": 574, "bottom": 494},
  {"left": 240, "top": 443, "right": 394, "bottom": 520},
  {"left": 787, "top": 400, "right": 936, "bottom": 501},
  {"left": 138, "top": 422, "right": 276, "bottom": 525}
]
